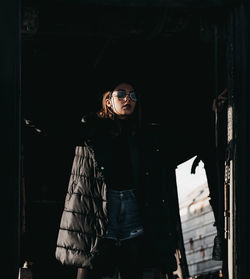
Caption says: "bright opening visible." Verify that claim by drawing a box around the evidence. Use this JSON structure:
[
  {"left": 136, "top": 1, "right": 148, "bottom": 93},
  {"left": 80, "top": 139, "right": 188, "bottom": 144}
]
[{"left": 175, "top": 156, "right": 222, "bottom": 277}]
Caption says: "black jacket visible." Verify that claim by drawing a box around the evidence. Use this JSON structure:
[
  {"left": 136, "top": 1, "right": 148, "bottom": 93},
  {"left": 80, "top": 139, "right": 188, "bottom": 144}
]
[{"left": 55, "top": 115, "right": 181, "bottom": 273}]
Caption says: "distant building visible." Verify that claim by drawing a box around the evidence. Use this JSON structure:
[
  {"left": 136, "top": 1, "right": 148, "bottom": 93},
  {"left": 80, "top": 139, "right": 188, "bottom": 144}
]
[{"left": 179, "top": 183, "right": 223, "bottom": 277}]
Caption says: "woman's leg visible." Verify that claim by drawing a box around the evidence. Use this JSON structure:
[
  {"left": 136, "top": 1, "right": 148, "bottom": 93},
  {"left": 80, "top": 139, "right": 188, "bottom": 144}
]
[
  {"left": 118, "top": 237, "right": 144, "bottom": 279},
  {"left": 76, "top": 268, "right": 102, "bottom": 279},
  {"left": 76, "top": 268, "right": 87, "bottom": 279},
  {"left": 76, "top": 239, "right": 117, "bottom": 279}
]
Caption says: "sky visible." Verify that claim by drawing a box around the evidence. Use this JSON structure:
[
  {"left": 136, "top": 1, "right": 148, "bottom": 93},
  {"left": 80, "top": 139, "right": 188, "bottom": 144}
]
[{"left": 175, "top": 155, "right": 208, "bottom": 203}]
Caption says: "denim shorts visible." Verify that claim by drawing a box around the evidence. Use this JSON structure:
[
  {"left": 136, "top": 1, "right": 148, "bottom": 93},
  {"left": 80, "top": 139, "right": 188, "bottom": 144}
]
[{"left": 103, "top": 189, "right": 144, "bottom": 242}]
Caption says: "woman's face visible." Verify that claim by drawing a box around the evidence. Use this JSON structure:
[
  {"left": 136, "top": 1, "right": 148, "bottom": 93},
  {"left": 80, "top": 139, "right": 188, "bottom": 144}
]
[{"left": 107, "top": 83, "right": 137, "bottom": 119}]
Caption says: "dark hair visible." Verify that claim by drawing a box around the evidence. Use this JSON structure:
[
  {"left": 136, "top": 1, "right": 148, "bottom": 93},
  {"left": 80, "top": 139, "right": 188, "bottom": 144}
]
[{"left": 97, "top": 91, "right": 114, "bottom": 119}]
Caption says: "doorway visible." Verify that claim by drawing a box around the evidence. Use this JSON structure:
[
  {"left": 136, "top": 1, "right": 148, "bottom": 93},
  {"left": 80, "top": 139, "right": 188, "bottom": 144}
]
[{"left": 20, "top": 2, "right": 233, "bottom": 279}]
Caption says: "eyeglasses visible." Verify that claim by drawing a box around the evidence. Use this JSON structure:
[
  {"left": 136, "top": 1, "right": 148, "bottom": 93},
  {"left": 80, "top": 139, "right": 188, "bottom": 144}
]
[{"left": 112, "top": 90, "right": 137, "bottom": 102}]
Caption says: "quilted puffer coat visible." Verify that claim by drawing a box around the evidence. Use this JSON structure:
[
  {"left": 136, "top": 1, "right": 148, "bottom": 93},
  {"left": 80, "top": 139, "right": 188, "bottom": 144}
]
[{"left": 55, "top": 115, "right": 181, "bottom": 273}]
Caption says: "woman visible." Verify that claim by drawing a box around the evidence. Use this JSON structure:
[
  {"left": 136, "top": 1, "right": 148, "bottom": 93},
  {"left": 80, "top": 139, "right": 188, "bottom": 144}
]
[{"left": 55, "top": 82, "right": 179, "bottom": 279}]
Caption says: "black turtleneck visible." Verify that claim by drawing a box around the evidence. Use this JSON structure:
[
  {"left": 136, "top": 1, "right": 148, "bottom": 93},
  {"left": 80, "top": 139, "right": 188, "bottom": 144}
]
[{"left": 105, "top": 118, "right": 136, "bottom": 190}]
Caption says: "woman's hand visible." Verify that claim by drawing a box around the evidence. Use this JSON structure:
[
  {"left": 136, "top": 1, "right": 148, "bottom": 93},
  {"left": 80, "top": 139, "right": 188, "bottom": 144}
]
[{"left": 212, "top": 88, "right": 228, "bottom": 112}]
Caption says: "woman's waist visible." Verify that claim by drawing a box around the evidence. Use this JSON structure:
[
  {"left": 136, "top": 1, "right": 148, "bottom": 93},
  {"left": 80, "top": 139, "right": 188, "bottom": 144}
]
[{"left": 106, "top": 188, "right": 137, "bottom": 199}]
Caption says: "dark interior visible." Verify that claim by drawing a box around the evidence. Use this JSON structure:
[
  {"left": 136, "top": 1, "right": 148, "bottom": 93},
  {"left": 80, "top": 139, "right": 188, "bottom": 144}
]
[{"left": 21, "top": 1, "right": 229, "bottom": 278}]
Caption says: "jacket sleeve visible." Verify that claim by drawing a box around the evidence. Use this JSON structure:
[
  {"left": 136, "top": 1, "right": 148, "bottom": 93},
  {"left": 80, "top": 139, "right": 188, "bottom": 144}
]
[{"left": 23, "top": 113, "right": 98, "bottom": 147}]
